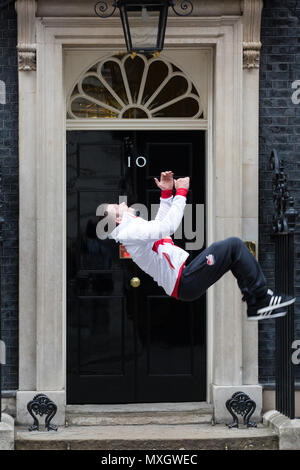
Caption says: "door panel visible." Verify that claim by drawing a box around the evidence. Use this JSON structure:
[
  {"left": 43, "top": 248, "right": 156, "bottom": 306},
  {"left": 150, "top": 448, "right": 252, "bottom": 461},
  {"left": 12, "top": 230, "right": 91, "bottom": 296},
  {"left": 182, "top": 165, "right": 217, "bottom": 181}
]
[
  {"left": 132, "top": 131, "right": 206, "bottom": 401},
  {"left": 67, "top": 130, "right": 206, "bottom": 403}
]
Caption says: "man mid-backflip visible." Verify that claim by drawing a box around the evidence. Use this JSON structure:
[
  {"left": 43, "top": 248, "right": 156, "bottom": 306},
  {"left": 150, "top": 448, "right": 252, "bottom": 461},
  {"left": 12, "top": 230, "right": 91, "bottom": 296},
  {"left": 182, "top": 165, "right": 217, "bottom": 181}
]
[{"left": 103, "top": 170, "right": 295, "bottom": 320}]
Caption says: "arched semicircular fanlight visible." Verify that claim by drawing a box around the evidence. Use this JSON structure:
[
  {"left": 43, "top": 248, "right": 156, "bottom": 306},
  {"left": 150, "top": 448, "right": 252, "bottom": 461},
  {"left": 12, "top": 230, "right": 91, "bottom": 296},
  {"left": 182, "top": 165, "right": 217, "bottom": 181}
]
[{"left": 67, "top": 53, "right": 204, "bottom": 120}]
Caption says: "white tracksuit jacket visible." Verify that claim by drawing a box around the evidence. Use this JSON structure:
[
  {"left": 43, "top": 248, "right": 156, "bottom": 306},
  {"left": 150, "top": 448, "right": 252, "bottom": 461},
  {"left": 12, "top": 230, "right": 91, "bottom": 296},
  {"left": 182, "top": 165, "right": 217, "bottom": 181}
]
[{"left": 109, "top": 189, "right": 190, "bottom": 298}]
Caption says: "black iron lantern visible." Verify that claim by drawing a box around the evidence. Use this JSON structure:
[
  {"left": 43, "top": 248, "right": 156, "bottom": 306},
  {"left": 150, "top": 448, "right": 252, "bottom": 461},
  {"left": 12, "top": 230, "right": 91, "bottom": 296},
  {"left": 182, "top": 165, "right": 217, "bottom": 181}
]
[{"left": 94, "top": 0, "right": 193, "bottom": 54}]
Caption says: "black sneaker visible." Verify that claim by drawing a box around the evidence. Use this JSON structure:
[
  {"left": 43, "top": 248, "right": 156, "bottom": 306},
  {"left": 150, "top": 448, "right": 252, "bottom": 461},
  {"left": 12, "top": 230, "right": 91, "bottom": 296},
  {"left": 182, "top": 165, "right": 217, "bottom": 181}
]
[{"left": 247, "top": 289, "right": 296, "bottom": 321}]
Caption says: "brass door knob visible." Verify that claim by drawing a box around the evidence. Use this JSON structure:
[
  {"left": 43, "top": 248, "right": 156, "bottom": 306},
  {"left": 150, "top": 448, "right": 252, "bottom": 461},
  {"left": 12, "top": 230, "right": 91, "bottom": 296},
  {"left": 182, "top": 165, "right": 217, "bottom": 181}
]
[{"left": 130, "top": 277, "right": 141, "bottom": 288}]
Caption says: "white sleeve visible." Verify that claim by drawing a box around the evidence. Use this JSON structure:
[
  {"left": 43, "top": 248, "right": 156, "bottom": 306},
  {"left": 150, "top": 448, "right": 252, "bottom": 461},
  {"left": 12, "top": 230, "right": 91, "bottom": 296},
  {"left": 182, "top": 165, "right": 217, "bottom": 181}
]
[
  {"left": 154, "top": 195, "right": 173, "bottom": 221},
  {"left": 118, "top": 194, "right": 186, "bottom": 243}
]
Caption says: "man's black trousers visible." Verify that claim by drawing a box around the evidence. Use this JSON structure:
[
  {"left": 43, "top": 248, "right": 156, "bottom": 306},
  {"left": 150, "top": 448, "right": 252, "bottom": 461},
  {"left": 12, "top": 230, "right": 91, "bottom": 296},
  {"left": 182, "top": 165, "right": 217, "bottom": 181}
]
[{"left": 177, "top": 237, "right": 268, "bottom": 304}]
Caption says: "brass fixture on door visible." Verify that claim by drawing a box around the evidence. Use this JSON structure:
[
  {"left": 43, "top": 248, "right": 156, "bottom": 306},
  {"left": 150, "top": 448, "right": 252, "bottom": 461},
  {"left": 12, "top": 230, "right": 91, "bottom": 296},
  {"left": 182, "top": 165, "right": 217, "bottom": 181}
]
[{"left": 130, "top": 277, "right": 140, "bottom": 288}]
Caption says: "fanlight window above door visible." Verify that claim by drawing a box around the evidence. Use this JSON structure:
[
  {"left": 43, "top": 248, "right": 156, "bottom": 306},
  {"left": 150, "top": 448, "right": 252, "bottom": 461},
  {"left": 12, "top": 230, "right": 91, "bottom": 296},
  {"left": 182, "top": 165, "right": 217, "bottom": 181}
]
[{"left": 67, "top": 54, "right": 204, "bottom": 120}]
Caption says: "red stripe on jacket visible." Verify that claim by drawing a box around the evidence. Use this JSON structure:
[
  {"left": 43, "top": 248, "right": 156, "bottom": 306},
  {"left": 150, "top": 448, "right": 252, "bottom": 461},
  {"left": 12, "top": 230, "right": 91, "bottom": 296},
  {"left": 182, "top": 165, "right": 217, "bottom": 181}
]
[
  {"left": 171, "top": 261, "right": 186, "bottom": 299},
  {"left": 152, "top": 237, "right": 174, "bottom": 253},
  {"left": 152, "top": 237, "right": 186, "bottom": 300},
  {"left": 162, "top": 252, "right": 175, "bottom": 269}
]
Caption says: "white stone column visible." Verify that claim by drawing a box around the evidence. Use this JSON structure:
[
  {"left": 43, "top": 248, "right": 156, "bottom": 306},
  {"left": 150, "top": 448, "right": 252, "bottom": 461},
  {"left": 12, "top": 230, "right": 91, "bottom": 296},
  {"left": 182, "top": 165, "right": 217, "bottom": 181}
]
[
  {"left": 18, "top": 69, "right": 37, "bottom": 391},
  {"left": 241, "top": 0, "right": 263, "bottom": 387},
  {"left": 16, "top": 0, "right": 39, "bottom": 423},
  {"left": 16, "top": 9, "right": 66, "bottom": 425},
  {"left": 242, "top": 67, "right": 260, "bottom": 385},
  {"left": 211, "top": 0, "right": 264, "bottom": 423},
  {"left": 35, "top": 26, "right": 66, "bottom": 395},
  {"left": 212, "top": 23, "right": 244, "bottom": 388}
]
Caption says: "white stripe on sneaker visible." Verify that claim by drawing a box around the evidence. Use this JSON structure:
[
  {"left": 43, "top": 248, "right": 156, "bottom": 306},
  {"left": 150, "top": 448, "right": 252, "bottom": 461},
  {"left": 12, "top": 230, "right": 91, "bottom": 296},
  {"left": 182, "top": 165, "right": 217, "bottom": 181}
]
[
  {"left": 263, "top": 308, "right": 272, "bottom": 317},
  {"left": 266, "top": 296, "right": 280, "bottom": 315},
  {"left": 257, "top": 296, "right": 296, "bottom": 314},
  {"left": 247, "top": 310, "right": 287, "bottom": 321}
]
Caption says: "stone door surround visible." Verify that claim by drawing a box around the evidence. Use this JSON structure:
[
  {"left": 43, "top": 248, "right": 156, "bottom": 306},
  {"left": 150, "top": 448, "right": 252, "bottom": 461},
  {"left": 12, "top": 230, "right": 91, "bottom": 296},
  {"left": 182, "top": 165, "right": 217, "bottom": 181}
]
[{"left": 16, "top": 0, "right": 263, "bottom": 424}]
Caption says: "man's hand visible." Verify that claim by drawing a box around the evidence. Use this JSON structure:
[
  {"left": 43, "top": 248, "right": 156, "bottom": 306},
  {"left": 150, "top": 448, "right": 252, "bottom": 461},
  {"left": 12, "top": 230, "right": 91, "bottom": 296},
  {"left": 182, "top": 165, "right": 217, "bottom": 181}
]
[
  {"left": 154, "top": 171, "right": 174, "bottom": 191},
  {"left": 174, "top": 177, "right": 190, "bottom": 190}
]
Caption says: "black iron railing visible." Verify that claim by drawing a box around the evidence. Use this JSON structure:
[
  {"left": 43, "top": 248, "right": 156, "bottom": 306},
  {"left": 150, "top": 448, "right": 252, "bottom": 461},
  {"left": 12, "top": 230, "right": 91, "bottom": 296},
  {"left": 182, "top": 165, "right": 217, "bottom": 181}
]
[{"left": 270, "top": 149, "right": 298, "bottom": 419}]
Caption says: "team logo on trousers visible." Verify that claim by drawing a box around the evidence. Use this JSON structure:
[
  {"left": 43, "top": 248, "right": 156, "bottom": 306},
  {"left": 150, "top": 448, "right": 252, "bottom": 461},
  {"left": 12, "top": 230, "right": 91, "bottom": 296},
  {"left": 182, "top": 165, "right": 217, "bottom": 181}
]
[{"left": 206, "top": 254, "right": 215, "bottom": 265}]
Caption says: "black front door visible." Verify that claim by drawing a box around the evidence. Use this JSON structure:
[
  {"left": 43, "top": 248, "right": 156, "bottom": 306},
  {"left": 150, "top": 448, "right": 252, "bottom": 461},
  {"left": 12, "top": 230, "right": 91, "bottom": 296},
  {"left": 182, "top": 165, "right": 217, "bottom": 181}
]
[{"left": 67, "top": 130, "right": 206, "bottom": 404}]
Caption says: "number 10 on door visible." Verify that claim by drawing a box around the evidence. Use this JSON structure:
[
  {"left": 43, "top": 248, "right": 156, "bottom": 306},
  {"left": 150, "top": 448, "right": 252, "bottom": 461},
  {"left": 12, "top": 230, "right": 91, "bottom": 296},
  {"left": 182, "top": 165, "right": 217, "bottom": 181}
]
[{"left": 128, "top": 156, "right": 147, "bottom": 168}]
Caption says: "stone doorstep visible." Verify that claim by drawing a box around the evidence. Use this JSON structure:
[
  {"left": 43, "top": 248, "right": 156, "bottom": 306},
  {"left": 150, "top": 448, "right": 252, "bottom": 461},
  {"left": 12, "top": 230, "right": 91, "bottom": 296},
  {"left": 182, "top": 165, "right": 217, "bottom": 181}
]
[
  {"left": 15, "top": 423, "right": 279, "bottom": 450},
  {"left": 66, "top": 413, "right": 213, "bottom": 427},
  {"left": 65, "top": 402, "right": 214, "bottom": 426}
]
